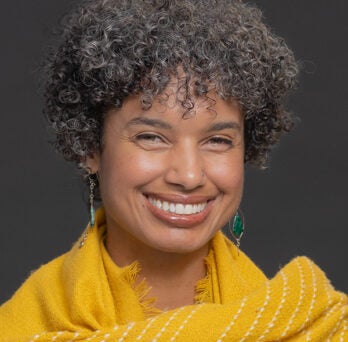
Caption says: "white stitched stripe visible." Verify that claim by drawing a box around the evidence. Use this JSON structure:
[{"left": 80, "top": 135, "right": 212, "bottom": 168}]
[
  {"left": 302, "top": 301, "right": 340, "bottom": 341},
  {"left": 118, "top": 321, "right": 135, "bottom": 342},
  {"left": 136, "top": 316, "right": 159, "bottom": 341},
  {"left": 280, "top": 259, "right": 305, "bottom": 338},
  {"left": 216, "top": 296, "right": 247, "bottom": 342},
  {"left": 327, "top": 280, "right": 333, "bottom": 308},
  {"left": 29, "top": 334, "right": 40, "bottom": 342},
  {"left": 151, "top": 307, "right": 185, "bottom": 341},
  {"left": 302, "top": 278, "right": 340, "bottom": 339},
  {"left": 85, "top": 329, "right": 101, "bottom": 341},
  {"left": 240, "top": 282, "right": 271, "bottom": 342},
  {"left": 66, "top": 331, "right": 80, "bottom": 342},
  {"left": 30, "top": 332, "right": 49, "bottom": 341},
  {"left": 299, "top": 259, "right": 317, "bottom": 334},
  {"left": 327, "top": 306, "right": 347, "bottom": 342},
  {"left": 52, "top": 331, "right": 64, "bottom": 341},
  {"left": 257, "top": 270, "right": 288, "bottom": 341},
  {"left": 339, "top": 319, "right": 348, "bottom": 342},
  {"left": 168, "top": 305, "right": 202, "bottom": 341}
]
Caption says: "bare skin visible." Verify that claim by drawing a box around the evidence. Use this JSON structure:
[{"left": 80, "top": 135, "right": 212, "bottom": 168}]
[
  {"left": 87, "top": 83, "right": 244, "bottom": 310},
  {"left": 107, "top": 233, "right": 208, "bottom": 310}
]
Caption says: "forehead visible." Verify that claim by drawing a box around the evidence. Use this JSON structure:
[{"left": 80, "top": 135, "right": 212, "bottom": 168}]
[{"left": 106, "top": 83, "right": 242, "bottom": 127}]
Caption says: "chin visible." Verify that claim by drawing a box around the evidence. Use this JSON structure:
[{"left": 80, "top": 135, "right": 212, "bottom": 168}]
[{"left": 147, "top": 231, "right": 211, "bottom": 255}]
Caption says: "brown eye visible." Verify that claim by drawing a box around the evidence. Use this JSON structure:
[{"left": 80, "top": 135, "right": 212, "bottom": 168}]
[
  {"left": 135, "top": 133, "right": 164, "bottom": 143},
  {"left": 133, "top": 133, "right": 170, "bottom": 151},
  {"left": 203, "top": 136, "right": 235, "bottom": 152},
  {"left": 208, "top": 137, "right": 233, "bottom": 146}
]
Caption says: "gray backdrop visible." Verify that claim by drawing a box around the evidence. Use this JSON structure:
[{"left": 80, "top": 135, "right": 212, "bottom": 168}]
[{"left": 1, "top": 0, "right": 347, "bottom": 304}]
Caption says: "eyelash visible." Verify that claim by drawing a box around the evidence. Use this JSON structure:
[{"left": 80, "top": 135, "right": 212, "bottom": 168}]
[
  {"left": 208, "top": 136, "right": 234, "bottom": 146},
  {"left": 134, "top": 133, "right": 234, "bottom": 149},
  {"left": 134, "top": 133, "right": 164, "bottom": 143}
]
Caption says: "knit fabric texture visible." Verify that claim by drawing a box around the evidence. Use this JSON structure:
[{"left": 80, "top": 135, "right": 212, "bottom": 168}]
[{"left": 1, "top": 209, "right": 347, "bottom": 341}]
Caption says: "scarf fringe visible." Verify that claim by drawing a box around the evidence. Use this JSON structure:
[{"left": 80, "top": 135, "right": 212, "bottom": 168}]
[
  {"left": 122, "top": 261, "right": 162, "bottom": 316},
  {"left": 194, "top": 251, "right": 214, "bottom": 304},
  {"left": 1, "top": 209, "right": 346, "bottom": 341}
]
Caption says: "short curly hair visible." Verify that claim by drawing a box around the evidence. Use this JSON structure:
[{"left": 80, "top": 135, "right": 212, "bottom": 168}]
[{"left": 44, "top": 0, "right": 298, "bottom": 182}]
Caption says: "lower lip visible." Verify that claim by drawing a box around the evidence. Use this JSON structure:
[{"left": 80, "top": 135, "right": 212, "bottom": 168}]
[{"left": 145, "top": 197, "right": 214, "bottom": 228}]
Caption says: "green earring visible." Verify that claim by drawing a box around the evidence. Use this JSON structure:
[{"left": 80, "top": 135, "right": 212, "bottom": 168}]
[{"left": 230, "top": 210, "right": 244, "bottom": 249}]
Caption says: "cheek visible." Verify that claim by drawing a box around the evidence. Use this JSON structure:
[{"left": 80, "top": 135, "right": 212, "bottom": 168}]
[
  {"left": 99, "top": 149, "right": 166, "bottom": 191},
  {"left": 206, "top": 154, "right": 244, "bottom": 194},
  {"left": 125, "top": 152, "right": 169, "bottom": 184}
]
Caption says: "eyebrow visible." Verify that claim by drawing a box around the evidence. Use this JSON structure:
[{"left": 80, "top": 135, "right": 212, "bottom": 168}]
[
  {"left": 126, "top": 116, "right": 241, "bottom": 132},
  {"left": 207, "top": 121, "right": 241, "bottom": 132},
  {"left": 126, "top": 117, "right": 172, "bottom": 129}
]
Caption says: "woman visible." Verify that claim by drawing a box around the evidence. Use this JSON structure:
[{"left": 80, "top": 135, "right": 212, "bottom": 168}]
[{"left": 0, "top": 0, "right": 347, "bottom": 340}]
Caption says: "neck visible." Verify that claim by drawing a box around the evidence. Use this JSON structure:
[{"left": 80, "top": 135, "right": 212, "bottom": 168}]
[{"left": 105, "top": 225, "right": 209, "bottom": 311}]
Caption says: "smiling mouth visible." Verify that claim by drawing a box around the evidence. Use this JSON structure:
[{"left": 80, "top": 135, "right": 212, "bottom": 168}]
[
  {"left": 144, "top": 193, "right": 214, "bottom": 228},
  {"left": 148, "top": 197, "right": 208, "bottom": 215}
]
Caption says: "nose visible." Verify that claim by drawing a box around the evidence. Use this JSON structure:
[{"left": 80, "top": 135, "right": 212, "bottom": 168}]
[{"left": 164, "top": 140, "right": 205, "bottom": 190}]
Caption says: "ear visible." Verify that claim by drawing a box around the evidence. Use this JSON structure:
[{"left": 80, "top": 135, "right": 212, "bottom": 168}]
[{"left": 84, "top": 153, "right": 100, "bottom": 174}]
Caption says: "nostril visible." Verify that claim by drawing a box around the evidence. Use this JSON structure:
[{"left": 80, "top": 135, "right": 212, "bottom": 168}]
[{"left": 164, "top": 150, "right": 205, "bottom": 189}]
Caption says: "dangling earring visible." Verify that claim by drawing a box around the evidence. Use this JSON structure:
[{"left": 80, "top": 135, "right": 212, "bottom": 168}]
[
  {"left": 89, "top": 174, "right": 96, "bottom": 227},
  {"left": 229, "top": 209, "right": 245, "bottom": 250},
  {"left": 79, "top": 173, "right": 96, "bottom": 249}
]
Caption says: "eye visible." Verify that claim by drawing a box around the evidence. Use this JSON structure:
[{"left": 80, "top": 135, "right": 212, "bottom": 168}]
[
  {"left": 208, "top": 137, "right": 233, "bottom": 146},
  {"left": 135, "top": 133, "right": 164, "bottom": 143},
  {"left": 133, "top": 132, "right": 170, "bottom": 151},
  {"left": 204, "top": 136, "right": 234, "bottom": 152}
]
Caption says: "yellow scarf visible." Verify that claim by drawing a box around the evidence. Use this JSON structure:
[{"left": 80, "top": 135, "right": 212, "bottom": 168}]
[{"left": 1, "top": 209, "right": 347, "bottom": 341}]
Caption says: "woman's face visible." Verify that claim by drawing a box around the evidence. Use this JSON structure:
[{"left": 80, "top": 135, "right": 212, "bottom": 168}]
[{"left": 88, "top": 85, "right": 244, "bottom": 256}]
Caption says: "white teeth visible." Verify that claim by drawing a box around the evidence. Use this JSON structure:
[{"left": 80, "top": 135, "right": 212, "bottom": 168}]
[
  {"left": 148, "top": 197, "right": 207, "bottom": 215},
  {"left": 176, "top": 203, "right": 184, "bottom": 214},
  {"left": 163, "top": 201, "right": 169, "bottom": 211},
  {"left": 184, "top": 204, "right": 193, "bottom": 214},
  {"left": 156, "top": 199, "right": 162, "bottom": 209}
]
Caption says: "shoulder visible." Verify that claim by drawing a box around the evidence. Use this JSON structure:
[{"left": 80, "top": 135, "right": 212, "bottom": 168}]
[
  {"left": 0, "top": 252, "right": 68, "bottom": 337},
  {"left": 3, "top": 252, "right": 67, "bottom": 304}
]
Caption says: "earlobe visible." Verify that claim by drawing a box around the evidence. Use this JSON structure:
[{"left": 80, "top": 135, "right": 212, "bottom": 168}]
[{"left": 84, "top": 153, "right": 100, "bottom": 174}]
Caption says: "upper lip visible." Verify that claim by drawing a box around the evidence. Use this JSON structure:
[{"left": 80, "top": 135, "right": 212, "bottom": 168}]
[{"left": 144, "top": 192, "right": 215, "bottom": 204}]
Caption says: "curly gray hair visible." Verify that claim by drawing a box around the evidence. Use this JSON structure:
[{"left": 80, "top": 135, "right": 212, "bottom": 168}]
[{"left": 44, "top": 0, "right": 298, "bottom": 193}]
